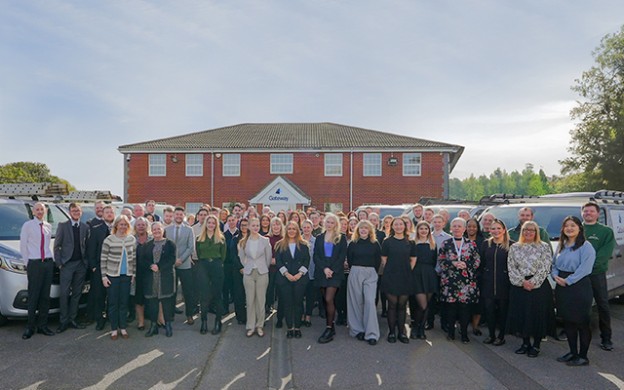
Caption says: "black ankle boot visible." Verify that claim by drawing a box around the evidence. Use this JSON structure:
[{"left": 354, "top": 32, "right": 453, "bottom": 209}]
[
  {"left": 418, "top": 322, "right": 427, "bottom": 339},
  {"left": 145, "top": 322, "right": 159, "bottom": 337},
  {"left": 318, "top": 327, "right": 334, "bottom": 344},
  {"left": 211, "top": 317, "right": 222, "bottom": 335},
  {"left": 200, "top": 319, "right": 208, "bottom": 334},
  {"left": 165, "top": 322, "right": 173, "bottom": 337}
]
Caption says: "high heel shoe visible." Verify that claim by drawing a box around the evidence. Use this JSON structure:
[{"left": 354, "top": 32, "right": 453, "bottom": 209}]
[
  {"left": 165, "top": 322, "right": 173, "bottom": 337},
  {"left": 145, "top": 323, "right": 159, "bottom": 337},
  {"left": 211, "top": 317, "right": 222, "bottom": 335},
  {"left": 200, "top": 319, "right": 208, "bottom": 335}
]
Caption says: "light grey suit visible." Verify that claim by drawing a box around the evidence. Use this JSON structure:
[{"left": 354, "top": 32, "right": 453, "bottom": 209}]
[
  {"left": 238, "top": 236, "right": 272, "bottom": 329},
  {"left": 165, "top": 223, "right": 196, "bottom": 317},
  {"left": 53, "top": 220, "right": 89, "bottom": 324}
]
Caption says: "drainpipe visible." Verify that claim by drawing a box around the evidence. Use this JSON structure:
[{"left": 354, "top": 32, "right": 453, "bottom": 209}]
[
  {"left": 211, "top": 152, "right": 215, "bottom": 206},
  {"left": 349, "top": 150, "right": 353, "bottom": 211}
]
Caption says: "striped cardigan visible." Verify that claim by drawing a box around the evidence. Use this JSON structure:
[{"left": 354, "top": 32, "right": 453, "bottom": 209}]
[{"left": 101, "top": 234, "right": 137, "bottom": 277}]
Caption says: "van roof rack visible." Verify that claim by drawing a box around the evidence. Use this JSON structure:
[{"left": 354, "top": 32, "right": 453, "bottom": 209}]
[
  {"left": 0, "top": 182, "right": 68, "bottom": 200},
  {"left": 479, "top": 189, "right": 624, "bottom": 205},
  {"left": 63, "top": 191, "right": 122, "bottom": 202}
]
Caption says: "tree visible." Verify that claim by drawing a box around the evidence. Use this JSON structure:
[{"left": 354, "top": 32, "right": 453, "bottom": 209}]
[
  {"left": 0, "top": 162, "right": 76, "bottom": 191},
  {"left": 560, "top": 25, "right": 624, "bottom": 190}
]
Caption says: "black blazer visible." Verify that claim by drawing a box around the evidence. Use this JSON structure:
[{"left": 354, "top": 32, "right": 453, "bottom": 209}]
[
  {"left": 313, "top": 233, "right": 348, "bottom": 281},
  {"left": 137, "top": 239, "right": 177, "bottom": 297},
  {"left": 54, "top": 220, "right": 89, "bottom": 266},
  {"left": 275, "top": 243, "right": 310, "bottom": 285},
  {"left": 86, "top": 222, "right": 110, "bottom": 270}
]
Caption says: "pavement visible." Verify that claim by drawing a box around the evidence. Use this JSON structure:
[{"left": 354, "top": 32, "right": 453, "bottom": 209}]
[{"left": 1, "top": 301, "right": 624, "bottom": 389}]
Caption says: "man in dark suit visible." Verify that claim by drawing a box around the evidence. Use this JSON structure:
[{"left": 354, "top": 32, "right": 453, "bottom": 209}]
[
  {"left": 86, "top": 205, "right": 115, "bottom": 330},
  {"left": 54, "top": 203, "right": 89, "bottom": 332},
  {"left": 87, "top": 200, "right": 105, "bottom": 227}
]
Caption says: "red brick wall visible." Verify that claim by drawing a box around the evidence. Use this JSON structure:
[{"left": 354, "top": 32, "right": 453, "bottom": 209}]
[{"left": 126, "top": 152, "right": 446, "bottom": 210}]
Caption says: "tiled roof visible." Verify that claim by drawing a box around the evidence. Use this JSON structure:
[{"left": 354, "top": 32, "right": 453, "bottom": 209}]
[{"left": 118, "top": 122, "right": 464, "bottom": 169}]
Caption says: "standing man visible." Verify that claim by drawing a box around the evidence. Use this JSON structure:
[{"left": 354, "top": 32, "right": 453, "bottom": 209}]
[
  {"left": 412, "top": 203, "right": 424, "bottom": 225},
  {"left": 165, "top": 207, "right": 196, "bottom": 324},
  {"left": 507, "top": 207, "right": 550, "bottom": 244},
  {"left": 87, "top": 200, "right": 105, "bottom": 227},
  {"left": 86, "top": 205, "right": 115, "bottom": 330},
  {"left": 423, "top": 208, "right": 435, "bottom": 225},
  {"left": 54, "top": 203, "right": 89, "bottom": 332},
  {"left": 582, "top": 201, "right": 616, "bottom": 351},
  {"left": 223, "top": 214, "right": 245, "bottom": 323},
  {"left": 145, "top": 199, "right": 161, "bottom": 221},
  {"left": 162, "top": 206, "right": 174, "bottom": 227},
  {"left": 310, "top": 211, "right": 322, "bottom": 236},
  {"left": 20, "top": 202, "right": 55, "bottom": 339}
]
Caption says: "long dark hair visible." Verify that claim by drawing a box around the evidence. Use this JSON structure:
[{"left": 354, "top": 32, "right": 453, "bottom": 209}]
[{"left": 558, "top": 215, "right": 585, "bottom": 253}]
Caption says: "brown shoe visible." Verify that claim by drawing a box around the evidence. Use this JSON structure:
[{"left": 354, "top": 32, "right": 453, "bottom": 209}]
[
  {"left": 120, "top": 330, "right": 129, "bottom": 339},
  {"left": 187, "top": 317, "right": 195, "bottom": 325},
  {"left": 111, "top": 332, "right": 118, "bottom": 340}
]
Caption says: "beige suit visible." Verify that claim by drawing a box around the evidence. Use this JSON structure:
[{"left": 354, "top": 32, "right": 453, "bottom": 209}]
[{"left": 238, "top": 236, "right": 272, "bottom": 329}]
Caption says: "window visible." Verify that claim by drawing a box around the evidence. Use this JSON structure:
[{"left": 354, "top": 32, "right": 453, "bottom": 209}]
[
  {"left": 149, "top": 154, "right": 166, "bottom": 176},
  {"left": 185, "top": 203, "right": 203, "bottom": 215},
  {"left": 185, "top": 154, "right": 203, "bottom": 176},
  {"left": 363, "top": 153, "right": 382, "bottom": 176},
  {"left": 403, "top": 153, "right": 422, "bottom": 176},
  {"left": 324, "top": 203, "right": 343, "bottom": 213},
  {"left": 222, "top": 154, "right": 241, "bottom": 176},
  {"left": 270, "top": 154, "right": 293, "bottom": 174},
  {"left": 324, "top": 153, "right": 343, "bottom": 176}
]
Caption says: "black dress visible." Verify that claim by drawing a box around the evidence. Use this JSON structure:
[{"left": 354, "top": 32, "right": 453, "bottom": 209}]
[
  {"left": 313, "top": 233, "right": 348, "bottom": 288},
  {"left": 381, "top": 237, "right": 416, "bottom": 295},
  {"left": 413, "top": 243, "right": 438, "bottom": 294}
]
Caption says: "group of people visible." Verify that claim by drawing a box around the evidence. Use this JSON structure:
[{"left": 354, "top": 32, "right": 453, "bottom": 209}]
[{"left": 20, "top": 199, "right": 615, "bottom": 366}]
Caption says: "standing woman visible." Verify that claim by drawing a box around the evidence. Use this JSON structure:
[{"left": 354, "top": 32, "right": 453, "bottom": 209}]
[
  {"left": 275, "top": 221, "right": 310, "bottom": 338},
  {"left": 101, "top": 215, "right": 136, "bottom": 340},
  {"left": 267, "top": 217, "right": 285, "bottom": 322},
  {"left": 259, "top": 214, "right": 271, "bottom": 236},
  {"left": 139, "top": 222, "right": 176, "bottom": 337},
  {"left": 288, "top": 212, "right": 302, "bottom": 229},
  {"left": 347, "top": 220, "right": 381, "bottom": 345},
  {"left": 195, "top": 215, "right": 227, "bottom": 335},
  {"left": 409, "top": 221, "right": 438, "bottom": 340},
  {"left": 381, "top": 217, "right": 416, "bottom": 344},
  {"left": 553, "top": 216, "right": 596, "bottom": 366},
  {"left": 402, "top": 216, "right": 416, "bottom": 240},
  {"left": 277, "top": 211, "right": 288, "bottom": 226},
  {"left": 507, "top": 221, "right": 554, "bottom": 358},
  {"left": 301, "top": 220, "right": 317, "bottom": 327},
  {"left": 480, "top": 219, "right": 513, "bottom": 346},
  {"left": 438, "top": 218, "right": 480, "bottom": 343},
  {"left": 239, "top": 218, "right": 272, "bottom": 337},
  {"left": 133, "top": 217, "right": 152, "bottom": 331},
  {"left": 314, "top": 213, "right": 348, "bottom": 344},
  {"left": 335, "top": 216, "right": 352, "bottom": 326},
  {"left": 465, "top": 217, "right": 486, "bottom": 336}
]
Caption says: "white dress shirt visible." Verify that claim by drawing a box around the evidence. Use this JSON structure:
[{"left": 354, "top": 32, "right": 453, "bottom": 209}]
[{"left": 20, "top": 217, "right": 53, "bottom": 262}]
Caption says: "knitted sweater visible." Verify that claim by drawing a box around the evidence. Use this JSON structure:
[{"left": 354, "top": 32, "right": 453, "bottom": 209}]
[{"left": 101, "top": 234, "right": 136, "bottom": 277}]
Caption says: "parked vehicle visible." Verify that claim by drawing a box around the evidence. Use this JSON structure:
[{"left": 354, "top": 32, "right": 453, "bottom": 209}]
[{"left": 356, "top": 204, "right": 413, "bottom": 218}]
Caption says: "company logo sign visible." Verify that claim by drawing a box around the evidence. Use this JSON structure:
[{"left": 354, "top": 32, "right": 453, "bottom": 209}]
[{"left": 269, "top": 187, "right": 289, "bottom": 202}]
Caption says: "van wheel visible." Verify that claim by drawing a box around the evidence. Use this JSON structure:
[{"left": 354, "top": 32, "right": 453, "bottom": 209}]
[{"left": 0, "top": 313, "right": 8, "bottom": 327}]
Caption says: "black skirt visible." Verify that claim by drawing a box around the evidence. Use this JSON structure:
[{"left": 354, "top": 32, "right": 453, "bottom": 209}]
[
  {"left": 507, "top": 282, "right": 555, "bottom": 338},
  {"left": 555, "top": 272, "right": 592, "bottom": 324},
  {"left": 413, "top": 264, "right": 439, "bottom": 294}
]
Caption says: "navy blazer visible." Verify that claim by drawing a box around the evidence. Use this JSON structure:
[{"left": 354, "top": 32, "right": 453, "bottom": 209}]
[
  {"left": 313, "top": 233, "right": 348, "bottom": 281},
  {"left": 275, "top": 242, "right": 310, "bottom": 285},
  {"left": 86, "top": 222, "right": 110, "bottom": 270},
  {"left": 54, "top": 220, "right": 89, "bottom": 266}
]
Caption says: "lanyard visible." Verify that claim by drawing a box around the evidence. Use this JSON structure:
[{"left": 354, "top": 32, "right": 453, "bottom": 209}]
[{"left": 453, "top": 238, "right": 464, "bottom": 261}]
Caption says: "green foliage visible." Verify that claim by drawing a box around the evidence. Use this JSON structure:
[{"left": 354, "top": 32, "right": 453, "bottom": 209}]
[
  {"left": 0, "top": 162, "right": 76, "bottom": 191},
  {"left": 560, "top": 25, "right": 624, "bottom": 190}
]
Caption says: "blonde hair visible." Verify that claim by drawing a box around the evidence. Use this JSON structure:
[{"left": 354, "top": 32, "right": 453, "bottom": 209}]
[
  {"left": 323, "top": 213, "right": 342, "bottom": 245},
  {"left": 351, "top": 220, "right": 378, "bottom": 244},
  {"left": 112, "top": 215, "right": 132, "bottom": 236},
  {"left": 486, "top": 219, "right": 511, "bottom": 250},
  {"left": 415, "top": 220, "right": 435, "bottom": 250},
  {"left": 238, "top": 217, "right": 258, "bottom": 250},
  {"left": 198, "top": 215, "right": 225, "bottom": 244},
  {"left": 275, "top": 221, "right": 309, "bottom": 252},
  {"left": 268, "top": 217, "right": 285, "bottom": 238},
  {"left": 518, "top": 221, "right": 542, "bottom": 245}
]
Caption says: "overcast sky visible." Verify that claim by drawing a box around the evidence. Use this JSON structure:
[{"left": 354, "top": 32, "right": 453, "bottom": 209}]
[{"left": 1, "top": 1, "right": 622, "bottom": 197}]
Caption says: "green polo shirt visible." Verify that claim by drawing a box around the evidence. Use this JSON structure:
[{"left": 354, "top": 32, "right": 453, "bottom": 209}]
[
  {"left": 583, "top": 222, "right": 616, "bottom": 275},
  {"left": 196, "top": 236, "right": 226, "bottom": 261}
]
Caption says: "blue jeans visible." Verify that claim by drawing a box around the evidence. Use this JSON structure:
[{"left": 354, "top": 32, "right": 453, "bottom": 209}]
[{"left": 107, "top": 275, "right": 132, "bottom": 330}]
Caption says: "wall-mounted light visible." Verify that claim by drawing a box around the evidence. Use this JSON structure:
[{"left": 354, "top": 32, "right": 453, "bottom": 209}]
[
  {"left": 315, "top": 153, "right": 320, "bottom": 157},
  {"left": 388, "top": 157, "right": 398, "bottom": 166},
  {"left": 215, "top": 153, "right": 222, "bottom": 158},
  {"left": 171, "top": 155, "right": 179, "bottom": 163},
  {"left": 125, "top": 154, "right": 131, "bottom": 162}
]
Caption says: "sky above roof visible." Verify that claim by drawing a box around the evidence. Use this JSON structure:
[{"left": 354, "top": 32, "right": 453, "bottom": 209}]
[{"left": 1, "top": 1, "right": 622, "bottom": 198}]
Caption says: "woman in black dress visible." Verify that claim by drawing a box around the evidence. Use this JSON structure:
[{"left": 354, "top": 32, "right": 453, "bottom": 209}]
[
  {"left": 409, "top": 221, "right": 438, "bottom": 340},
  {"left": 381, "top": 217, "right": 417, "bottom": 344},
  {"left": 314, "top": 213, "right": 348, "bottom": 344},
  {"left": 465, "top": 217, "right": 486, "bottom": 336}
]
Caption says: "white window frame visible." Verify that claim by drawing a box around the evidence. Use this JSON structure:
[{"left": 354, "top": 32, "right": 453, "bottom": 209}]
[
  {"left": 324, "top": 153, "right": 343, "bottom": 176},
  {"left": 363, "top": 153, "right": 382, "bottom": 177},
  {"left": 185, "top": 154, "right": 203, "bottom": 177},
  {"left": 270, "top": 154, "right": 293, "bottom": 174},
  {"left": 324, "top": 203, "right": 343, "bottom": 213},
  {"left": 222, "top": 154, "right": 241, "bottom": 177},
  {"left": 185, "top": 203, "right": 203, "bottom": 215},
  {"left": 403, "top": 153, "right": 422, "bottom": 176},
  {"left": 148, "top": 154, "right": 166, "bottom": 177}
]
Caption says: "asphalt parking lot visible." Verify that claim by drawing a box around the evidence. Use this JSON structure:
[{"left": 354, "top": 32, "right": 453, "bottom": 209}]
[{"left": 1, "top": 301, "right": 624, "bottom": 390}]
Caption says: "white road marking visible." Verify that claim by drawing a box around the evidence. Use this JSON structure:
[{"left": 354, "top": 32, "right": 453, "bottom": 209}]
[
  {"left": 221, "top": 372, "right": 246, "bottom": 390},
  {"left": 82, "top": 349, "right": 164, "bottom": 390},
  {"left": 76, "top": 332, "right": 92, "bottom": 340},
  {"left": 328, "top": 373, "right": 336, "bottom": 387},
  {"left": 307, "top": 345, "right": 311, "bottom": 351},
  {"left": 147, "top": 368, "right": 197, "bottom": 390},
  {"left": 376, "top": 374, "right": 382, "bottom": 386},
  {"left": 425, "top": 340, "right": 433, "bottom": 347},
  {"left": 222, "top": 312, "right": 235, "bottom": 323},
  {"left": 257, "top": 347, "right": 271, "bottom": 360},
  {"left": 20, "top": 381, "right": 46, "bottom": 390},
  {"left": 599, "top": 373, "right": 624, "bottom": 390},
  {"left": 279, "top": 374, "right": 293, "bottom": 390},
  {"left": 173, "top": 354, "right": 180, "bottom": 359},
  {"left": 96, "top": 332, "right": 111, "bottom": 340}
]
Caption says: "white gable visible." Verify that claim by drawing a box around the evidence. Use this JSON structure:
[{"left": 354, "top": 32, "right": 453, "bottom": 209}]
[{"left": 249, "top": 176, "right": 310, "bottom": 205}]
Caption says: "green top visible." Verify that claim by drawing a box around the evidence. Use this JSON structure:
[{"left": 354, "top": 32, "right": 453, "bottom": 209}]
[
  {"left": 508, "top": 224, "right": 551, "bottom": 250},
  {"left": 195, "top": 236, "right": 226, "bottom": 261},
  {"left": 583, "top": 222, "right": 616, "bottom": 274}
]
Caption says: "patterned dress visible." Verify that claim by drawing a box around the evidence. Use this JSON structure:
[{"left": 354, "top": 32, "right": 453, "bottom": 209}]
[{"left": 438, "top": 237, "right": 480, "bottom": 304}]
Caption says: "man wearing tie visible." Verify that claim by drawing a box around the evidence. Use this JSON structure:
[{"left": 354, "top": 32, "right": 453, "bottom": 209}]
[
  {"left": 54, "top": 203, "right": 89, "bottom": 332},
  {"left": 20, "top": 202, "right": 55, "bottom": 339},
  {"left": 165, "top": 207, "right": 196, "bottom": 324}
]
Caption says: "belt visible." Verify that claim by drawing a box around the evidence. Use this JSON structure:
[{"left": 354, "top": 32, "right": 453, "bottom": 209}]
[{"left": 29, "top": 258, "right": 53, "bottom": 262}]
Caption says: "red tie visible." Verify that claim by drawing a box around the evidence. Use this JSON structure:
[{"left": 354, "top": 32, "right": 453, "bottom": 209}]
[{"left": 40, "top": 222, "right": 45, "bottom": 261}]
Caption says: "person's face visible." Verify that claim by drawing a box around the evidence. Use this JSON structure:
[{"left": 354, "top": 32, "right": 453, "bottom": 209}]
[
  {"left": 482, "top": 215, "right": 494, "bottom": 229},
  {"left": 227, "top": 216, "right": 237, "bottom": 229},
  {"left": 417, "top": 224, "right": 430, "bottom": 239},
  {"left": 121, "top": 209, "right": 132, "bottom": 219},
  {"left": 220, "top": 210, "right": 228, "bottom": 221},
  {"left": 440, "top": 211, "right": 450, "bottom": 222},
  {"left": 459, "top": 211, "right": 470, "bottom": 220},
  {"left": 369, "top": 215, "right": 379, "bottom": 228},
  {"left": 466, "top": 221, "right": 478, "bottom": 237},
  {"left": 563, "top": 220, "right": 580, "bottom": 240},
  {"left": 261, "top": 217, "right": 270, "bottom": 228},
  {"left": 94, "top": 203, "right": 104, "bottom": 217},
  {"left": 433, "top": 217, "right": 445, "bottom": 231},
  {"left": 240, "top": 221, "right": 249, "bottom": 234},
  {"left": 413, "top": 206, "right": 423, "bottom": 218},
  {"left": 522, "top": 225, "right": 537, "bottom": 242},
  {"left": 249, "top": 220, "right": 260, "bottom": 234},
  {"left": 134, "top": 219, "right": 147, "bottom": 234},
  {"left": 349, "top": 219, "right": 358, "bottom": 231},
  {"left": 291, "top": 213, "right": 299, "bottom": 222},
  {"left": 151, "top": 224, "right": 163, "bottom": 240},
  {"left": 133, "top": 205, "right": 144, "bottom": 218},
  {"left": 451, "top": 221, "right": 466, "bottom": 238},
  {"left": 287, "top": 224, "right": 298, "bottom": 239},
  {"left": 302, "top": 223, "right": 312, "bottom": 236},
  {"left": 163, "top": 211, "right": 173, "bottom": 224},
  {"left": 324, "top": 217, "right": 336, "bottom": 231},
  {"left": 489, "top": 222, "right": 505, "bottom": 240},
  {"left": 518, "top": 210, "right": 533, "bottom": 224},
  {"left": 206, "top": 217, "right": 217, "bottom": 232},
  {"left": 383, "top": 218, "right": 392, "bottom": 229},
  {"left": 340, "top": 219, "right": 348, "bottom": 233},
  {"left": 33, "top": 203, "right": 46, "bottom": 220},
  {"left": 146, "top": 202, "right": 155, "bottom": 213},
  {"left": 69, "top": 206, "right": 82, "bottom": 221},
  {"left": 424, "top": 210, "right": 434, "bottom": 222},
  {"left": 271, "top": 221, "right": 282, "bottom": 235},
  {"left": 392, "top": 219, "right": 405, "bottom": 235},
  {"left": 174, "top": 210, "right": 185, "bottom": 224},
  {"left": 358, "top": 211, "right": 368, "bottom": 221},
  {"left": 358, "top": 225, "right": 370, "bottom": 239},
  {"left": 197, "top": 211, "right": 208, "bottom": 224},
  {"left": 233, "top": 206, "right": 242, "bottom": 217},
  {"left": 582, "top": 206, "right": 599, "bottom": 223},
  {"left": 116, "top": 220, "right": 129, "bottom": 235},
  {"left": 310, "top": 214, "right": 320, "bottom": 226},
  {"left": 404, "top": 218, "right": 412, "bottom": 231},
  {"left": 103, "top": 208, "right": 115, "bottom": 223},
  {"left": 146, "top": 214, "right": 154, "bottom": 223}
]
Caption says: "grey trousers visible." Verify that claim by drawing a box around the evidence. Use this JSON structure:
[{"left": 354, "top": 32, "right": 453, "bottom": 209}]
[
  {"left": 243, "top": 269, "right": 269, "bottom": 330},
  {"left": 59, "top": 260, "right": 87, "bottom": 324},
  {"left": 347, "top": 266, "right": 380, "bottom": 341}
]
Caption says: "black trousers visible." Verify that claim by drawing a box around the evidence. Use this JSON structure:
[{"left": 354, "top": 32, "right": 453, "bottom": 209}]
[
  {"left": 303, "top": 279, "right": 318, "bottom": 316},
  {"left": 176, "top": 267, "right": 196, "bottom": 317},
  {"left": 278, "top": 278, "right": 308, "bottom": 329},
  {"left": 483, "top": 297, "right": 508, "bottom": 339},
  {"left": 87, "top": 267, "right": 107, "bottom": 322},
  {"left": 336, "top": 273, "right": 349, "bottom": 321},
  {"left": 222, "top": 262, "right": 235, "bottom": 312},
  {"left": 26, "top": 259, "right": 54, "bottom": 329},
  {"left": 146, "top": 296, "right": 174, "bottom": 323},
  {"left": 197, "top": 260, "right": 224, "bottom": 320},
  {"left": 589, "top": 272, "right": 611, "bottom": 340},
  {"left": 445, "top": 302, "right": 470, "bottom": 337},
  {"left": 59, "top": 260, "right": 87, "bottom": 324},
  {"left": 231, "top": 266, "right": 246, "bottom": 322},
  {"left": 266, "top": 271, "right": 277, "bottom": 310}
]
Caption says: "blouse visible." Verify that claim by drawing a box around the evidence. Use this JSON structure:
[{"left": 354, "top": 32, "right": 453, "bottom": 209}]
[
  {"left": 507, "top": 242, "right": 551, "bottom": 288},
  {"left": 552, "top": 241, "right": 596, "bottom": 285}
]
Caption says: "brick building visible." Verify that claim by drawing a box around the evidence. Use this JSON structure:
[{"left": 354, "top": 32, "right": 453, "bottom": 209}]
[{"left": 118, "top": 123, "right": 463, "bottom": 213}]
